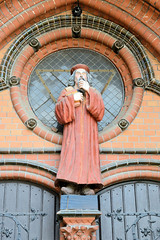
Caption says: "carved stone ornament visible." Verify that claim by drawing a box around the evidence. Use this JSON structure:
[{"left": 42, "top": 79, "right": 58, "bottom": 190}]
[
  {"left": 25, "top": 118, "right": 37, "bottom": 130},
  {"left": 61, "top": 225, "right": 98, "bottom": 240},
  {"left": 29, "top": 38, "right": 41, "bottom": 52},
  {"left": 8, "top": 76, "right": 20, "bottom": 86},
  {"left": 118, "top": 119, "right": 129, "bottom": 130},
  {"left": 133, "top": 78, "right": 145, "bottom": 87},
  {"left": 112, "top": 40, "right": 124, "bottom": 54},
  {"left": 72, "top": 25, "right": 81, "bottom": 38}
]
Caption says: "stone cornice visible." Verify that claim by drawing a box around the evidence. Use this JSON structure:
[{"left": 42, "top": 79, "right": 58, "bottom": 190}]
[{"left": 0, "top": 147, "right": 159, "bottom": 154}]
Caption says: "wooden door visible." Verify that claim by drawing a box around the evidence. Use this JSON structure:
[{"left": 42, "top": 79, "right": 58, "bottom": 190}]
[
  {"left": 97, "top": 181, "right": 160, "bottom": 240},
  {"left": 0, "top": 181, "right": 59, "bottom": 240}
]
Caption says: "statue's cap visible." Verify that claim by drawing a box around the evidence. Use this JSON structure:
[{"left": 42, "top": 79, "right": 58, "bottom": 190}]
[{"left": 70, "top": 64, "right": 90, "bottom": 75}]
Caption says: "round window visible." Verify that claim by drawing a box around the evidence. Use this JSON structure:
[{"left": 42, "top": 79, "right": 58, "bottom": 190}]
[{"left": 28, "top": 48, "right": 124, "bottom": 132}]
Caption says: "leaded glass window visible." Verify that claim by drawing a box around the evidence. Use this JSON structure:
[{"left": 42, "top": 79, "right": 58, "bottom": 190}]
[{"left": 28, "top": 48, "right": 124, "bottom": 132}]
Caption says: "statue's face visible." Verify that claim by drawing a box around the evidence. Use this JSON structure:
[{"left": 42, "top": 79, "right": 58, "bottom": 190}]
[{"left": 74, "top": 68, "right": 87, "bottom": 88}]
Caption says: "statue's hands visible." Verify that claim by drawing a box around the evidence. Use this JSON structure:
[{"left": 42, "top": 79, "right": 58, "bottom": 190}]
[
  {"left": 74, "top": 92, "right": 83, "bottom": 102},
  {"left": 78, "top": 80, "right": 90, "bottom": 93}
]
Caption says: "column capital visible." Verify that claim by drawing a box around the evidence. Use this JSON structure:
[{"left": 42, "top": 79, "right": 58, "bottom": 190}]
[
  {"left": 61, "top": 224, "right": 98, "bottom": 240},
  {"left": 58, "top": 195, "right": 101, "bottom": 240}
]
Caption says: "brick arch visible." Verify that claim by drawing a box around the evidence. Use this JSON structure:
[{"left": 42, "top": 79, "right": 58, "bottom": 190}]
[
  {"left": 9, "top": 27, "right": 144, "bottom": 144},
  {"left": 1, "top": 0, "right": 159, "bottom": 30},
  {"left": 1, "top": 15, "right": 154, "bottom": 87},
  {"left": 81, "top": 0, "right": 160, "bottom": 36},
  {"left": 0, "top": 163, "right": 59, "bottom": 193},
  {"left": 101, "top": 165, "right": 160, "bottom": 188},
  {"left": 0, "top": 0, "right": 68, "bottom": 48},
  {"left": 80, "top": 0, "right": 160, "bottom": 60},
  {"left": 13, "top": 28, "right": 139, "bottom": 82},
  {"left": 0, "top": 0, "right": 159, "bottom": 60}
]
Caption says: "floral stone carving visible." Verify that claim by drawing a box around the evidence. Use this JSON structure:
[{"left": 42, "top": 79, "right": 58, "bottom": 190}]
[{"left": 61, "top": 225, "right": 98, "bottom": 240}]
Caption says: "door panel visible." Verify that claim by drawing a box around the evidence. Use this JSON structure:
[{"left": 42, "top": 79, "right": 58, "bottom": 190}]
[
  {"left": 0, "top": 181, "right": 59, "bottom": 240},
  {"left": 97, "top": 181, "right": 160, "bottom": 240}
]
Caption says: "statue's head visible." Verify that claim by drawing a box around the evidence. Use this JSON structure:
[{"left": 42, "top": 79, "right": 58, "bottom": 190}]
[{"left": 68, "top": 64, "right": 92, "bottom": 87}]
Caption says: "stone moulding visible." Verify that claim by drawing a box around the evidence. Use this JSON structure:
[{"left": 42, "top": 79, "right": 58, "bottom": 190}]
[
  {"left": 0, "top": 147, "right": 159, "bottom": 154},
  {"left": 0, "top": 158, "right": 159, "bottom": 193},
  {"left": 101, "top": 159, "right": 160, "bottom": 173},
  {"left": 0, "top": 15, "right": 155, "bottom": 89},
  {"left": 0, "top": 77, "right": 8, "bottom": 90},
  {"left": 0, "top": 159, "right": 58, "bottom": 174},
  {"left": 146, "top": 78, "right": 160, "bottom": 95},
  {"left": 0, "top": 159, "right": 59, "bottom": 192}
]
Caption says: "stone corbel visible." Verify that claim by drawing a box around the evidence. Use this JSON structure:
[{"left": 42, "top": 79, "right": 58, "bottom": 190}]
[
  {"left": 61, "top": 217, "right": 98, "bottom": 240},
  {"left": 8, "top": 76, "right": 20, "bottom": 86},
  {"left": 133, "top": 78, "right": 145, "bottom": 88},
  {"left": 57, "top": 195, "right": 101, "bottom": 240},
  {"left": 118, "top": 119, "right": 129, "bottom": 130},
  {"left": 25, "top": 118, "right": 37, "bottom": 130},
  {"left": 29, "top": 38, "right": 41, "bottom": 52},
  {"left": 112, "top": 40, "right": 124, "bottom": 54},
  {"left": 72, "top": 25, "right": 81, "bottom": 38}
]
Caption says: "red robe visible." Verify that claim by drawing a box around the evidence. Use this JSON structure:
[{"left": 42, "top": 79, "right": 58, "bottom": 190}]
[{"left": 55, "top": 86, "right": 105, "bottom": 188}]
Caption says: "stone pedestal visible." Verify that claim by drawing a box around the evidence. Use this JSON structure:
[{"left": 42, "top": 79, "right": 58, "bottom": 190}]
[{"left": 57, "top": 195, "right": 101, "bottom": 240}]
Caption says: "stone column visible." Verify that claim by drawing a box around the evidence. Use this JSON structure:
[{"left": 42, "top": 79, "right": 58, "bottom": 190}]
[{"left": 57, "top": 195, "right": 101, "bottom": 240}]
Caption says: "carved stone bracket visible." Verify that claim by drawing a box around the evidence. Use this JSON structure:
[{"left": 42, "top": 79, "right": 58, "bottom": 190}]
[
  {"left": 61, "top": 217, "right": 98, "bottom": 240},
  {"left": 133, "top": 78, "right": 145, "bottom": 88},
  {"left": 8, "top": 76, "right": 20, "bottom": 86},
  {"left": 25, "top": 118, "right": 37, "bottom": 130},
  {"left": 72, "top": 25, "right": 81, "bottom": 38},
  {"left": 58, "top": 195, "right": 101, "bottom": 240},
  {"left": 112, "top": 40, "right": 124, "bottom": 54},
  {"left": 61, "top": 224, "right": 98, "bottom": 240},
  {"left": 118, "top": 119, "right": 129, "bottom": 130},
  {"left": 29, "top": 38, "right": 41, "bottom": 52}
]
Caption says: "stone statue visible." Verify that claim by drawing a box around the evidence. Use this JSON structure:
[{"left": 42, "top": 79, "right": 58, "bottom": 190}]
[{"left": 55, "top": 64, "right": 105, "bottom": 195}]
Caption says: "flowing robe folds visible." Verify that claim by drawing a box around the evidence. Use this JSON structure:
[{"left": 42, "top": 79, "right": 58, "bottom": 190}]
[{"left": 55, "top": 86, "right": 105, "bottom": 188}]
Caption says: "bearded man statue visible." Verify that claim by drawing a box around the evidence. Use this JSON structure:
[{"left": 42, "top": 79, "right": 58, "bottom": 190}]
[{"left": 55, "top": 64, "right": 105, "bottom": 195}]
